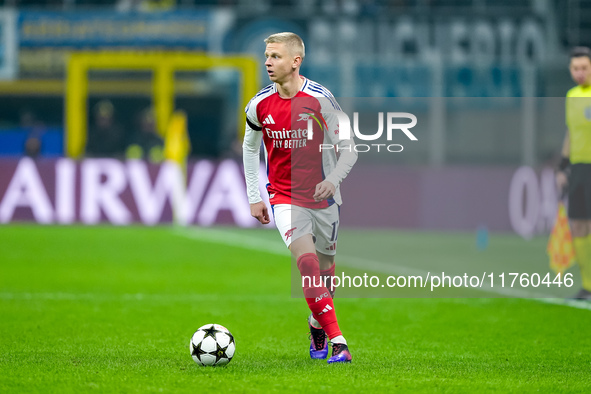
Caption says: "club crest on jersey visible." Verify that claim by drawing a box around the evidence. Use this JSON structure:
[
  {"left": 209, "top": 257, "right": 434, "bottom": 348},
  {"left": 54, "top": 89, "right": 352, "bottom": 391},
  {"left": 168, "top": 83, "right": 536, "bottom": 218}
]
[
  {"left": 297, "top": 113, "right": 311, "bottom": 122},
  {"left": 284, "top": 227, "right": 297, "bottom": 240},
  {"left": 302, "top": 107, "right": 328, "bottom": 134}
]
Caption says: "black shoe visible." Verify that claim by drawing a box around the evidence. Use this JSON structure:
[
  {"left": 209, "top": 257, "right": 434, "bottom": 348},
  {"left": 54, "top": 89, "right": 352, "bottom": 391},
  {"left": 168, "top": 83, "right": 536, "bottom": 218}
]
[
  {"left": 570, "top": 288, "right": 591, "bottom": 300},
  {"left": 327, "top": 342, "right": 352, "bottom": 364},
  {"left": 308, "top": 314, "right": 328, "bottom": 359}
]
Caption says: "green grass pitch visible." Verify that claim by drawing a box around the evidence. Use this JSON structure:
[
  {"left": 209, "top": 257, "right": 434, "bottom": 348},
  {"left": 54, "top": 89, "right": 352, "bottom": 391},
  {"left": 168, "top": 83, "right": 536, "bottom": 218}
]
[{"left": 1, "top": 224, "right": 591, "bottom": 392}]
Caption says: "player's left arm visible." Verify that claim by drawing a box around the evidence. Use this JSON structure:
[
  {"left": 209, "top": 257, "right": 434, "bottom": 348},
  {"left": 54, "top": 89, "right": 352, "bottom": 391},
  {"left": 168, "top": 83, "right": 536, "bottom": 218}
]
[{"left": 313, "top": 105, "right": 358, "bottom": 202}]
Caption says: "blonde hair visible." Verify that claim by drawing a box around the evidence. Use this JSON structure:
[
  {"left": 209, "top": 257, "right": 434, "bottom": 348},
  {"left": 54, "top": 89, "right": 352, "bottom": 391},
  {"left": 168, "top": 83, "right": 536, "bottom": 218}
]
[{"left": 264, "top": 32, "right": 305, "bottom": 60}]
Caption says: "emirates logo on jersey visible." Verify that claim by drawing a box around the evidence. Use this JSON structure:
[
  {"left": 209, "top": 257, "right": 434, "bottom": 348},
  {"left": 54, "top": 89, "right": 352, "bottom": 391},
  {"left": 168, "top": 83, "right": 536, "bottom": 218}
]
[{"left": 265, "top": 127, "right": 309, "bottom": 149}]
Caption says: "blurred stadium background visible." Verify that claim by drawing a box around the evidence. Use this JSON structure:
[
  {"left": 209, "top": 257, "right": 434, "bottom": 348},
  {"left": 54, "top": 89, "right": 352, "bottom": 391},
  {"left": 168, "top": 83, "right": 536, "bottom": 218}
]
[
  {"left": 0, "top": 0, "right": 586, "bottom": 237},
  {"left": 3, "top": 2, "right": 591, "bottom": 391}
]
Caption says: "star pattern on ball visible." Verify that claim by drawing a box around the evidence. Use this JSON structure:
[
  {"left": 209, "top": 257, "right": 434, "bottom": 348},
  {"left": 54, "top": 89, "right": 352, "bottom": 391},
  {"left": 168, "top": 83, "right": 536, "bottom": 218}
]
[
  {"left": 191, "top": 325, "right": 235, "bottom": 366},
  {"left": 191, "top": 341, "right": 208, "bottom": 359},
  {"left": 201, "top": 325, "right": 219, "bottom": 340},
  {"left": 214, "top": 342, "right": 229, "bottom": 364}
]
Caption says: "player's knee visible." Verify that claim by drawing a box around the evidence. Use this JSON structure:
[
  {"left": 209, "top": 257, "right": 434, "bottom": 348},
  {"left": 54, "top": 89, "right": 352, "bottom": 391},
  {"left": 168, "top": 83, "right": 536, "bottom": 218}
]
[
  {"left": 317, "top": 252, "right": 335, "bottom": 270},
  {"left": 290, "top": 235, "right": 315, "bottom": 257},
  {"left": 296, "top": 253, "right": 319, "bottom": 273}
]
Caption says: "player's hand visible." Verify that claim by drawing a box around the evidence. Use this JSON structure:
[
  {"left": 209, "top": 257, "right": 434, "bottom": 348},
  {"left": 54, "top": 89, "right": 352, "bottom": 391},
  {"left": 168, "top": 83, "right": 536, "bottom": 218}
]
[
  {"left": 313, "top": 180, "right": 336, "bottom": 202},
  {"left": 250, "top": 201, "right": 270, "bottom": 224},
  {"left": 556, "top": 171, "right": 568, "bottom": 198}
]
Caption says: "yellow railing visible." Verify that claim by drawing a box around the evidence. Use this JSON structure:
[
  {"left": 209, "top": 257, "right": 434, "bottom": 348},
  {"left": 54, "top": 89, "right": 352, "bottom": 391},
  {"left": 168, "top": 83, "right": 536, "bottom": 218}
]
[{"left": 65, "top": 51, "right": 259, "bottom": 158}]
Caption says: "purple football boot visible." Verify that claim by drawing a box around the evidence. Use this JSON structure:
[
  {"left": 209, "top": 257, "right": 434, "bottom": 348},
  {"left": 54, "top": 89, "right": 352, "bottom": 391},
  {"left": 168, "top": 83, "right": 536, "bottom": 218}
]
[
  {"left": 327, "top": 342, "right": 352, "bottom": 364},
  {"left": 308, "top": 314, "right": 328, "bottom": 359}
]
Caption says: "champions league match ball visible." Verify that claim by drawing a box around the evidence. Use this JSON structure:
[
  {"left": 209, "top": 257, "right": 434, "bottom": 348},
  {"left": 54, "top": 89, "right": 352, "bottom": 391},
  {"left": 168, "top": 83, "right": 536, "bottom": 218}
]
[{"left": 190, "top": 324, "right": 236, "bottom": 366}]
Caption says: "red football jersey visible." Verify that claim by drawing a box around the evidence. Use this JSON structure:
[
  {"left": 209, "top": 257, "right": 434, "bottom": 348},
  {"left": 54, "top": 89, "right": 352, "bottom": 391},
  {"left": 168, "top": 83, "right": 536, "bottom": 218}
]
[{"left": 245, "top": 77, "right": 344, "bottom": 209}]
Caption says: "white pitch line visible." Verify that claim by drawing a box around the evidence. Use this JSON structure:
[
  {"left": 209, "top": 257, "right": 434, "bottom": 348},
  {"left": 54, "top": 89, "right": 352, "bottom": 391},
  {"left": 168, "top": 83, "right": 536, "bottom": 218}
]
[
  {"left": 529, "top": 297, "right": 591, "bottom": 311},
  {"left": 173, "top": 227, "right": 591, "bottom": 311},
  {"left": 173, "top": 227, "right": 289, "bottom": 257},
  {"left": 0, "top": 292, "right": 289, "bottom": 303}
]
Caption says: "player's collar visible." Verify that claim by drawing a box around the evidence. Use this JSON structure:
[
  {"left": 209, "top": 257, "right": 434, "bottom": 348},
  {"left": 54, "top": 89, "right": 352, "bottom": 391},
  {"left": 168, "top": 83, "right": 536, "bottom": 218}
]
[
  {"left": 275, "top": 76, "right": 306, "bottom": 98},
  {"left": 300, "top": 76, "right": 308, "bottom": 91}
]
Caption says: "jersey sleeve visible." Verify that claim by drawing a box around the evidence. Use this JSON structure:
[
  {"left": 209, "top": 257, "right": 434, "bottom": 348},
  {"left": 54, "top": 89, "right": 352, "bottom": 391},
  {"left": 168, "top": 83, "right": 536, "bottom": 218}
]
[
  {"left": 245, "top": 98, "right": 263, "bottom": 132},
  {"left": 321, "top": 99, "right": 358, "bottom": 187},
  {"left": 242, "top": 121, "right": 263, "bottom": 205}
]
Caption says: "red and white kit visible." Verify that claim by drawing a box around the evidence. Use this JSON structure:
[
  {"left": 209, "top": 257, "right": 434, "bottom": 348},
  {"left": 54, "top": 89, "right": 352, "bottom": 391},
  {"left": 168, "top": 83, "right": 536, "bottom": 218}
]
[{"left": 242, "top": 77, "right": 357, "bottom": 250}]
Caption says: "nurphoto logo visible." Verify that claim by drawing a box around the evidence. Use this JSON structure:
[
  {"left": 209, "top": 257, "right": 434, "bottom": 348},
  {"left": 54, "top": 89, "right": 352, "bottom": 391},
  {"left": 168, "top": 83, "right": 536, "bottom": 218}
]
[{"left": 308, "top": 111, "right": 418, "bottom": 153}]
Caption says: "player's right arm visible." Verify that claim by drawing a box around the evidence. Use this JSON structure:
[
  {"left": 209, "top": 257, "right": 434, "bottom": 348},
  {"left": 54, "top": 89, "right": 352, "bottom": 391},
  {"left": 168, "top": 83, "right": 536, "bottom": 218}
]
[
  {"left": 556, "top": 129, "right": 570, "bottom": 194},
  {"left": 242, "top": 109, "right": 270, "bottom": 225}
]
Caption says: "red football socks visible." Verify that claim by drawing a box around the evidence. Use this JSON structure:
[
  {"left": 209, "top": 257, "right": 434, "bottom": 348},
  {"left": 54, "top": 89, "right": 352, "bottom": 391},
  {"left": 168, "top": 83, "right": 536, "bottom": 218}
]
[
  {"left": 320, "top": 263, "right": 336, "bottom": 298},
  {"left": 296, "top": 253, "right": 342, "bottom": 339}
]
